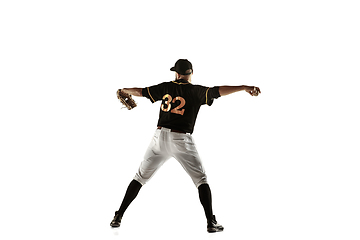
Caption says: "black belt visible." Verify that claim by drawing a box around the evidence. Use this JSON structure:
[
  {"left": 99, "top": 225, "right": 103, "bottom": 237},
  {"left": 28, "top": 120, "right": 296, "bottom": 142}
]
[{"left": 157, "top": 126, "right": 187, "bottom": 134}]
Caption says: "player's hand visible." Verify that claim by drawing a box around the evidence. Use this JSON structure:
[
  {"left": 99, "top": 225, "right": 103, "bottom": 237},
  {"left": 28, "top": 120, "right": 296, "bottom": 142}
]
[{"left": 245, "top": 86, "right": 261, "bottom": 96}]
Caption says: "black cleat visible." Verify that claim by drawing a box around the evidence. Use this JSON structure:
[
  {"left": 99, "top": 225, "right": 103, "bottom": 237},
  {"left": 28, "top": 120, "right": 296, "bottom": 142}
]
[
  {"left": 110, "top": 211, "right": 122, "bottom": 228},
  {"left": 207, "top": 215, "right": 224, "bottom": 233}
]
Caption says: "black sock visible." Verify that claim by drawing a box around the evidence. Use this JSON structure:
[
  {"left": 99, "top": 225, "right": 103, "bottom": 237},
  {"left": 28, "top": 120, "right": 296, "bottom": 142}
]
[
  {"left": 117, "top": 180, "right": 142, "bottom": 218},
  {"left": 198, "top": 183, "right": 213, "bottom": 222}
]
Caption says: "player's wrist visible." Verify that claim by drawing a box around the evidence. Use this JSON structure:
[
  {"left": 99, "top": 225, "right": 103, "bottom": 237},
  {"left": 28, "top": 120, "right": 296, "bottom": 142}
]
[{"left": 239, "top": 85, "right": 247, "bottom": 91}]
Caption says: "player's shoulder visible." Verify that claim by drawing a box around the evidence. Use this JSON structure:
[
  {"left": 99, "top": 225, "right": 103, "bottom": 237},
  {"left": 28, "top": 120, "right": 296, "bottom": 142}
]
[
  {"left": 190, "top": 84, "right": 209, "bottom": 93},
  {"left": 148, "top": 81, "right": 171, "bottom": 89}
]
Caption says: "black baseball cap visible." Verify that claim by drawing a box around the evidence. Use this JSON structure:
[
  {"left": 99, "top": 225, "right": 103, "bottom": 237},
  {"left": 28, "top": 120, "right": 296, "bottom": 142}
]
[{"left": 170, "top": 59, "right": 193, "bottom": 75}]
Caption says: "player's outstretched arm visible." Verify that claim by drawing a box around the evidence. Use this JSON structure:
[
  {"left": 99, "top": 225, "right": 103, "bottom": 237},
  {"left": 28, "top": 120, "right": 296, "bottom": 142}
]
[
  {"left": 121, "top": 88, "right": 143, "bottom": 97},
  {"left": 219, "top": 85, "right": 261, "bottom": 97}
]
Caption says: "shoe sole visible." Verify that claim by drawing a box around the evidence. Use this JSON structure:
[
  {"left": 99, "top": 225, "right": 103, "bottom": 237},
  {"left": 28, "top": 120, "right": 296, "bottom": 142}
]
[
  {"left": 110, "top": 222, "right": 120, "bottom": 228},
  {"left": 207, "top": 228, "right": 224, "bottom": 233}
]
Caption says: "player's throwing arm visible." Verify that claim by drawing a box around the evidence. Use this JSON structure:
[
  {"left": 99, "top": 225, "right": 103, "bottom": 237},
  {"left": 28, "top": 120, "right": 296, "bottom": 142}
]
[{"left": 218, "top": 85, "right": 261, "bottom": 97}]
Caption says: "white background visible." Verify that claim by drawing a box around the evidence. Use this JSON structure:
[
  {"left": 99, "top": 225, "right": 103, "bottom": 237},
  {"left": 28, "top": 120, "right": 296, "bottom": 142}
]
[{"left": 1, "top": 0, "right": 359, "bottom": 239}]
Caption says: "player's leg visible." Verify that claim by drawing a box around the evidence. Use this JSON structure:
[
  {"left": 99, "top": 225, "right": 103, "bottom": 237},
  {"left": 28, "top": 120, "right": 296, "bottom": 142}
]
[
  {"left": 110, "top": 179, "right": 142, "bottom": 227},
  {"left": 198, "top": 183, "right": 213, "bottom": 222},
  {"left": 170, "top": 133, "right": 224, "bottom": 232},
  {"left": 111, "top": 129, "right": 170, "bottom": 228},
  {"left": 198, "top": 183, "right": 224, "bottom": 232},
  {"left": 118, "top": 180, "right": 142, "bottom": 216},
  {"left": 170, "top": 133, "right": 208, "bottom": 186},
  {"left": 111, "top": 159, "right": 169, "bottom": 228}
]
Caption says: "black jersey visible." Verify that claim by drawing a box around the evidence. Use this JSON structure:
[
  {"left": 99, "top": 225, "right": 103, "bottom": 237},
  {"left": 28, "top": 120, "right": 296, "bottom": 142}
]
[{"left": 142, "top": 79, "right": 221, "bottom": 134}]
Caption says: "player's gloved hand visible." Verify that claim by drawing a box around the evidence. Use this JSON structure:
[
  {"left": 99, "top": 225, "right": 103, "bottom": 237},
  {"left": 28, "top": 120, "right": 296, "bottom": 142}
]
[
  {"left": 244, "top": 86, "right": 261, "bottom": 96},
  {"left": 117, "top": 89, "right": 137, "bottom": 110}
]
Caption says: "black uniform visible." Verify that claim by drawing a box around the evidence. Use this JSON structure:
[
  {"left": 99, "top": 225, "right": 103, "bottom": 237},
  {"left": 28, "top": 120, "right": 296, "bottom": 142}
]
[{"left": 142, "top": 79, "right": 221, "bottom": 134}]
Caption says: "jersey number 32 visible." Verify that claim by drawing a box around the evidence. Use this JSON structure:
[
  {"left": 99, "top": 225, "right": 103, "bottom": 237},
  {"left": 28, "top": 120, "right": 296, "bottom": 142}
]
[{"left": 161, "top": 94, "right": 185, "bottom": 116}]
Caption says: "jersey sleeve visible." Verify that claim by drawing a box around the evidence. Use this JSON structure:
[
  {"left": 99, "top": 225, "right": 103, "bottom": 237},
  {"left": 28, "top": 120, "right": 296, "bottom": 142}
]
[
  {"left": 198, "top": 86, "right": 221, "bottom": 106},
  {"left": 142, "top": 83, "right": 167, "bottom": 103}
]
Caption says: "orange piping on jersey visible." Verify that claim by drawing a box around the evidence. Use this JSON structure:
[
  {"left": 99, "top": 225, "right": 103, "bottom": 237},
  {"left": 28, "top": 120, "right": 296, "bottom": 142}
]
[
  {"left": 206, "top": 88, "right": 210, "bottom": 105},
  {"left": 171, "top": 81, "right": 190, "bottom": 85},
  {"left": 147, "top": 87, "right": 155, "bottom": 102}
]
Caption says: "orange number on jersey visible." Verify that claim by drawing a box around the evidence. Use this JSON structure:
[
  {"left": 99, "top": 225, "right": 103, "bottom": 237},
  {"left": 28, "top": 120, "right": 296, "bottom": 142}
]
[
  {"left": 171, "top": 96, "right": 185, "bottom": 115},
  {"left": 161, "top": 94, "right": 186, "bottom": 115},
  {"left": 161, "top": 94, "right": 172, "bottom": 112}
]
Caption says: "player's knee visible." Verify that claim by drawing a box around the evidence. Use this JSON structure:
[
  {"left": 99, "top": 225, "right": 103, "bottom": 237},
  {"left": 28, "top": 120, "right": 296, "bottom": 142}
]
[
  {"left": 133, "top": 176, "right": 146, "bottom": 186},
  {"left": 195, "top": 177, "right": 208, "bottom": 188}
]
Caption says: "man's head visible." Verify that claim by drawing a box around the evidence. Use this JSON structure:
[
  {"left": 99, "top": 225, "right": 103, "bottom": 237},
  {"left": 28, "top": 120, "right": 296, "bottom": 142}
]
[{"left": 170, "top": 59, "right": 193, "bottom": 82}]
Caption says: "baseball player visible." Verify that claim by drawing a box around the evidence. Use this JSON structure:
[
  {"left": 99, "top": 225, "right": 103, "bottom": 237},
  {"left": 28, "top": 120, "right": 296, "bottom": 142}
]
[{"left": 111, "top": 59, "right": 261, "bottom": 233}]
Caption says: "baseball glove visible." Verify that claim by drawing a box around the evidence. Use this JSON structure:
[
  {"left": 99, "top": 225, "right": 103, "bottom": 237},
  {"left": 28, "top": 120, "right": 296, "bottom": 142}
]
[{"left": 117, "top": 89, "right": 137, "bottom": 110}]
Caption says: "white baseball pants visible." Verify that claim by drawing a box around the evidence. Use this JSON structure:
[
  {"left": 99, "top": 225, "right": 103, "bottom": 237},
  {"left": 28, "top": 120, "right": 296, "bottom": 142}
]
[{"left": 134, "top": 127, "right": 208, "bottom": 188}]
